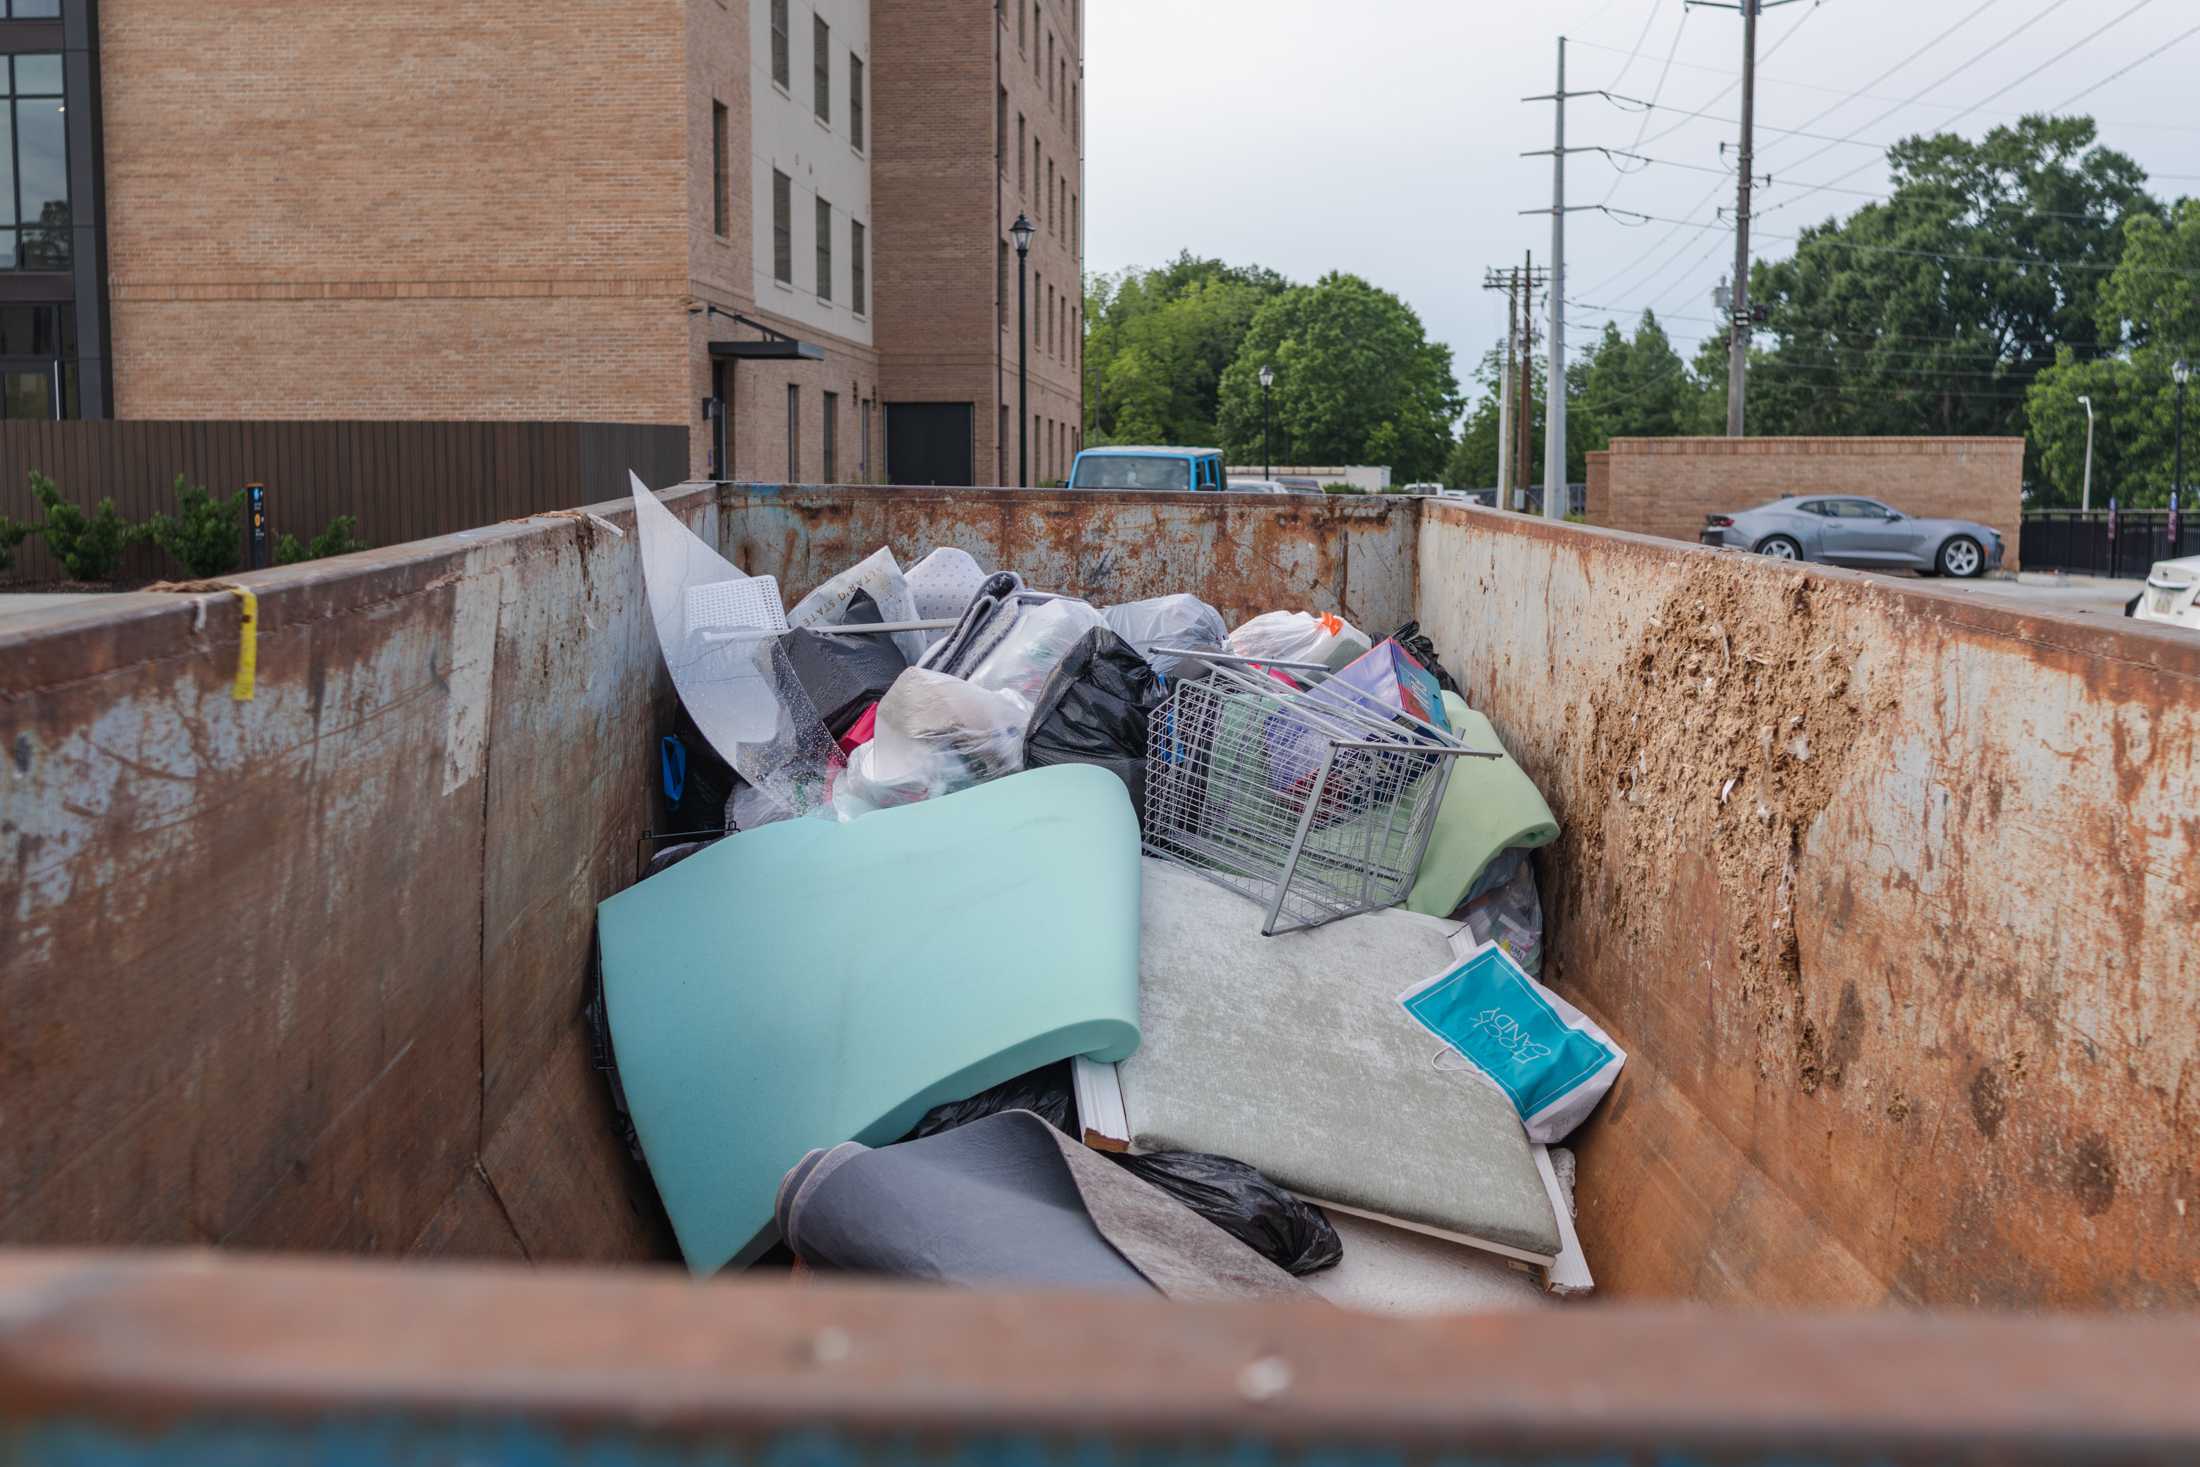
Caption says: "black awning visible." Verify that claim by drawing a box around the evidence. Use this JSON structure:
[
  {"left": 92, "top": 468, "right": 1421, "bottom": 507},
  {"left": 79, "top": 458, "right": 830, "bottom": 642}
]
[{"left": 710, "top": 338, "right": 825, "bottom": 362}]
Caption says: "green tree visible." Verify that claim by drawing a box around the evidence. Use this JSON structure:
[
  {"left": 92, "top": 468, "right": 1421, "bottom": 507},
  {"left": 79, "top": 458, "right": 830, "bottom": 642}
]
[
  {"left": 2026, "top": 199, "right": 2200, "bottom": 507},
  {"left": 1700, "top": 116, "right": 2155, "bottom": 451},
  {"left": 0, "top": 513, "right": 28, "bottom": 573},
  {"left": 1083, "top": 253, "right": 1289, "bottom": 446},
  {"left": 1215, "top": 273, "right": 1461, "bottom": 483},
  {"left": 1567, "top": 309, "right": 1700, "bottom": 471},
  {"left": 142, "top": 475, "right": 247, "bottom": 579},
  {"left": 27, "top": 470, "right": 135, "bottom": 582}
]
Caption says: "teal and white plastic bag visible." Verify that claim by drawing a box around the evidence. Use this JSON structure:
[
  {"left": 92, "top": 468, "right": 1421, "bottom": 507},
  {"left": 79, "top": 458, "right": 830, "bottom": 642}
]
[{"left": 1399, "top": 943, "right": 1624, "bottom": 1144}]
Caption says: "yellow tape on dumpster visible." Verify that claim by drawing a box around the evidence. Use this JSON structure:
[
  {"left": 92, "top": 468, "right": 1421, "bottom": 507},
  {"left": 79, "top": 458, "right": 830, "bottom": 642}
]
[{"left": 228, "top": 587, "right": 257, "bottom": 701}]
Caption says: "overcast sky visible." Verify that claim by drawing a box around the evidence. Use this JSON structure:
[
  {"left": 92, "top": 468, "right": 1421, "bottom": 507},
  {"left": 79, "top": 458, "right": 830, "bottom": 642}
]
[{"left": 1085, "top": 0, "right": 2200, "bottom": 409}]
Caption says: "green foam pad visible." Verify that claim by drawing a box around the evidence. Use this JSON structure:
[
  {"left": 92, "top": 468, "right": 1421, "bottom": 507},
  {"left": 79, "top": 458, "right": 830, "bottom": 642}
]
[
  {"left": 598, "top": 764, "right": 1144, "bottom": 1274},
  {"left": 1405, "top": 692, "right": 1560, "bottom": 918}
]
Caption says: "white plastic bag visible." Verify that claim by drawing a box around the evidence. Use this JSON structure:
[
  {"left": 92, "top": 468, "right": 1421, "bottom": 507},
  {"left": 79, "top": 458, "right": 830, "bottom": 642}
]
[
  {"left": 1226, "top": 609, "right": 1371, "bottom": 669},
  {"left": 832, "top": 669, "right": 1032, "bottom": 820},
  {"left": 963, "top": 597, "right": 1108, "bottom": 702},
  {"left": 1103, "top": 594, "right": 1227, "bottom": 675},
  {"left": 787, "top": 546, "right": 927, "bottom": 664}
]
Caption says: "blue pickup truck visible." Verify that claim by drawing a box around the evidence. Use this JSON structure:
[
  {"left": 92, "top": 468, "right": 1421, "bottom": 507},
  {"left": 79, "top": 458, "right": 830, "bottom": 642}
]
[{"left": 1067, "top": 445, "right": 1228, "bottom": 492}]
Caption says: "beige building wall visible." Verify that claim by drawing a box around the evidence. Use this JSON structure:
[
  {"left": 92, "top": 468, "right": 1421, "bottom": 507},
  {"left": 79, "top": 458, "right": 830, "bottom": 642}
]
[
  {"left": 100, "top": 1, "right": 693, "bottom": 424},
  {"left": 1590, "top": 437, "right": 2025, "bottom": 567}
]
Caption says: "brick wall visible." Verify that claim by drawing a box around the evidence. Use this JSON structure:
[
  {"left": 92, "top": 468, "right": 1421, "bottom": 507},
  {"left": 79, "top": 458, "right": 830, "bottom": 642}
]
[
  {"left": 1592, "top": 437, "right": 2025, "bottom": 568},
  {"left": 102, "top": 1, "right": 692, "bottom": 424},
  {"left": 1586, "top": 450, "right": 1609, "bottom": 524},
  {"left": 872, "top": 0, "right": 1081, "bottom": 487}
]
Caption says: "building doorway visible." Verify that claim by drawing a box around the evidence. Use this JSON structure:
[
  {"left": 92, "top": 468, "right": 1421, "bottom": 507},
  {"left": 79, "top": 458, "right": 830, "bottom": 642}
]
[{"left": 885, "top": 402, "right": 974, "bottom": 487}]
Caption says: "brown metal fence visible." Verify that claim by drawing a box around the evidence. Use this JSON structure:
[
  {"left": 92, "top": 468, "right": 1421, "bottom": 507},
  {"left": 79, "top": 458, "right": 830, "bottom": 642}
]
[{"left": 0, "top": 419, "right": 689, "bottom": 584}]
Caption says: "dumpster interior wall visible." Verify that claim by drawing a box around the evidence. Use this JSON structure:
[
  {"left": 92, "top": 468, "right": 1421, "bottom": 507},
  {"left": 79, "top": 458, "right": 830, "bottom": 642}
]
[
  {"left": 1418, "top": 501, "right": 2199, "bottom": 1307},
  {"left": 3, "top": 486, "right": 2193, "bottom": 1308}
]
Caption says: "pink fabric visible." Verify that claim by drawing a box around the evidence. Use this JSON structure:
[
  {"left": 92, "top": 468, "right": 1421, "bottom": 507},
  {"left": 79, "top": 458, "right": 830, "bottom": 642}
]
[{"left": 838, "top": 703, "right": 880, "bottom": 755}]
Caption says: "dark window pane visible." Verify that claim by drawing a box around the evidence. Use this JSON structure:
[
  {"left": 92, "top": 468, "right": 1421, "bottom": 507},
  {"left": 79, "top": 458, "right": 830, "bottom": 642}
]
[
  {"left": 772, "top": 170, "right": 791, "bottom": 284},
  {"left": 769, "top": 0, "right": 789, "bottom": 87},
  {"left": 10, "top": 1, "right": 63, "bottom": 18},
  {"left": 850, "top": 55, "right": 864, "bottom": 150},
  {"left": 14, "top": 54, "right": 61, "bottom": 96},
  {"left": 814, "top": 195, "right": 831, "bottom": 301},
  {"left": 851, "top": 220, "right": 866, "bottom": 316},
  {"left": 0, "top": 103, "right": 15, "bottom": 228},
  {"left": 2, "top": 368, "right": 51, "bottom": 420},
  {"left": 813, "top": 16, "right": 829, "bottom": 121},
  {"left": 18, "top": 96, "right": 68, "bottom": 246}
]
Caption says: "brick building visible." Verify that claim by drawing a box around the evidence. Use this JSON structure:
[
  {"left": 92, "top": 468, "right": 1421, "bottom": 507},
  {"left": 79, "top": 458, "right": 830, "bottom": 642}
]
[
  {"left": 1585, "top": 437, "right": 2025, "bottom": 566},
  {"left": 16, "top": 0, "right": 1082, "bottom": 488}
]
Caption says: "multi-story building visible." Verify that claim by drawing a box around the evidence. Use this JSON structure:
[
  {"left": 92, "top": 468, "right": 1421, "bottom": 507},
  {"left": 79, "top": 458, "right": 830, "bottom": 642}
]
[{"left": 12, "top": 0, "right": 1082, "bottom": 488}]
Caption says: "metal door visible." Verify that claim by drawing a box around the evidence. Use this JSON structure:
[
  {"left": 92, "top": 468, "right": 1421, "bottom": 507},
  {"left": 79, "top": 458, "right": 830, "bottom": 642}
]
[{"left": 885, "top": 403, "right": 975, "bottom": 487}]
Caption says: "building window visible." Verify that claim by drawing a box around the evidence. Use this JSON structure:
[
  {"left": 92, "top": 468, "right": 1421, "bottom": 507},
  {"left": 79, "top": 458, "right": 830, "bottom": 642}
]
[
  {"left": 3, "top": 52, "right": 68, "bottom": 272},
  {"left": 772, "top": 170, "right": 792, "bottom": 284},
  {"left": 823, "top": 391, "right": 838, "bottom": 483},
  {"left": 787, "top": 384, "right": 800, "bottom": 481},
  {"left": 997, "top": 87, "right": 1007, "bottom": 172},
  {"left": 1018, "top": 0, "right": 1025, "bottom": 51},
  {"left": 861, "top": 397, "right": 873, "bottom": 483},
  {"left": 815, "top": 195, "right": 832, "bottom": 301},
  {"left": 850, "top": 54, "right": 864, "bottom": 151},
  {"left": 1073, "top": 82, "right": 1079, "bottom": 148},
  {"left": 1060, "top": 59, "right": 1067, "bottom": 121},
  {"left": 1045, "top": 159, "right": 1053, "bottom": 230},
  {"left": 1000, "top": 405, "right": 1009, "bottom": 485},
  {"left": 851, "top": 219, "right": 867, "bottom": 316},
  {"left": 1072, "top": 192, "right": 1079, "bottom": 253},
  {"left": 1033, "top": 142, "right": 1041, "bottom": 215},
  {"left": 770, "top": 0, "right": 790, "bottom": 89},
  {"left": 711, "top": 102, "right": 729, "bottom": 237},
  {"left": 1032, "top": 5, "right": 1040, "bottom": 72},
  {"left": 997, "top": 240, "right": 1007, "bottom": 333},
  {"left": 1047, "top": 33, "right": 1054, "bottom": 105},
  {"left": 1016, "top": 114, "right": 1025, "bottom": 190},
  {"left": 0, "top": 303, "right": 73, "bottom": 420},
  {"left": 813, "top": 16, "right": 830, "bottom": 121}
]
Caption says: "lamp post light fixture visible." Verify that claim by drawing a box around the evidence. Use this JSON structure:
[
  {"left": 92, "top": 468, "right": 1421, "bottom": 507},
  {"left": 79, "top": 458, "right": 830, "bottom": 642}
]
[
  {"left": 2077, "top": 394, "right": 2096, "bottom": 514},
  {"left": 1258, "top": 364, "right": 1275, "bottom": 481},
  {"left": 1011, "top": 213, "right": 1036, "bottom": 488},
  {"left": 2175, "top": 358, "right": 2191, "bottom": 512}
]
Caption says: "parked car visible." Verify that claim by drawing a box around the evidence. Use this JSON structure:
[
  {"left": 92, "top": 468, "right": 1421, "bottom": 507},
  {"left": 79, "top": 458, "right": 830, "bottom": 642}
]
[
  {"left": 2131, "top": 552, "right": 2200, "bottom": 630},
  {"left": 1068, "top": 446, "right": 1227, "bottom": 492},
  {"left": 1274, "top": 476, "right": 1326, "bottom": 495},
  {"left": 1226, "top": 478, "right": 1292, "bottom": 495},
  {"left": 1699, "top": 495, "right": 2004, "bottom": 578}
]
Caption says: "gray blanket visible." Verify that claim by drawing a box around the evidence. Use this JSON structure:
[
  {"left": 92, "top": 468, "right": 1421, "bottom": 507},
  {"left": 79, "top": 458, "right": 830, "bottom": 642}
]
[
  {"left": 1118, "top": 858, "right": 1561, "bottom": 1261},
  {"left": 776, "top": 1110, "right": 1310, "bottom": 1302}
]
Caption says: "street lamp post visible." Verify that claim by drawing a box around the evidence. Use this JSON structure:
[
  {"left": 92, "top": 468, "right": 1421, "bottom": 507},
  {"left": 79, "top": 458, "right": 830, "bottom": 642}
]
[
  {"left": 1012, "top": 213, "right": 1035, "bottom": 488},
  {"left": 1258, "top": 364, "right": 1275, "bottom": 481},
  {"left": 2175, "top": 358, "right": 2191, "bottom": 511},
  {"left": 2077, "top": 394, "right": 2095, "bottom": 514}
]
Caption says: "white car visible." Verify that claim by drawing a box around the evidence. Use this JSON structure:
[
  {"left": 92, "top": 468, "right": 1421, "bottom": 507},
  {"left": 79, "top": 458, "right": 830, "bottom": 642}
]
[{"left": 2132, "top": 553, "right": 2200, "bottom": 631}]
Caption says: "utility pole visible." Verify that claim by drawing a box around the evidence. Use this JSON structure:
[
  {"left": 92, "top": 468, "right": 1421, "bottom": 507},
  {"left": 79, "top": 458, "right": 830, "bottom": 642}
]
[
  {"left": 1728, "top": 0, "right": 1757, "bottom": 437},
  {"left": 1519, "top": 253, "right": 1537, "bottom": 510},
  {"left": 1483, "top": 260, "right": 1547, "bottom": 507},
  {"left": 1544, "top": 37, "right": 1568, "bottom": 520},
  {"left": 1523, "top": 44, "right": 1599, "bottom": 521}
]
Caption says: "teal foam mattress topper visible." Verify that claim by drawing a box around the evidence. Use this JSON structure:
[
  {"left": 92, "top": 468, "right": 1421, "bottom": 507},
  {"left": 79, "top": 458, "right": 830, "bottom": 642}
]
[{"left": 598, "top": 764, "right": 1144, "bottom": 1273}]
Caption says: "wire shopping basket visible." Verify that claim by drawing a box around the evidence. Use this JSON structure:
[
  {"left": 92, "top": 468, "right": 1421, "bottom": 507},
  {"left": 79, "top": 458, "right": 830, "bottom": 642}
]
[{"left": 1143, "top": 651, "right": 1496, "bottom": 936}]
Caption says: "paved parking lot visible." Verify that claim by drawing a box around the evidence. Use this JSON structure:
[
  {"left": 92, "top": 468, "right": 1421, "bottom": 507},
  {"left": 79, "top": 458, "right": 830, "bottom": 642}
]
[{"left": 1917, "top": 571, "right": 2145, "bottom": 621}]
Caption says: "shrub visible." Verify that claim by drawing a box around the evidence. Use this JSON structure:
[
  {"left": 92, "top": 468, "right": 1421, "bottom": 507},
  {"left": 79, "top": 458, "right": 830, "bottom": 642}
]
[
  {"left": 0, "top": 514, "right": 29, "bottom": 573},
  {"left": 1321, "top": 482, "right": 1362, "bottom": 495},
  {"left": 276, "top": 514, "right": 369, "bottom": 566},
  {"left": 142, "top": 475, "right": 247, "bottom": 579},
  {"left": 28, "top": 470, "right": 135, "bottom": 582}
]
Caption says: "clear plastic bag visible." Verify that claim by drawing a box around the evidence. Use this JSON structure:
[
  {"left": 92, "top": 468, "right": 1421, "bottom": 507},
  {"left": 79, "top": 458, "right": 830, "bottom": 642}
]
[
  {"left": 630, "top": 474, "right": 841, "bottom": 821},
  {"left": 787, "top": 546, "right": 927, "bottom": 664},
  {"left": 964, "top": 597, "right": 1108, "bottom": 702},
  {"left": 1103, "top": 594, "right": 1228, "bottom": 676},
  {"left": 832, "top": 668, "right": 1032, "bottom": 820},
  {"left": 1226, "top": 609, "right": 1371, "bottom": 669}
]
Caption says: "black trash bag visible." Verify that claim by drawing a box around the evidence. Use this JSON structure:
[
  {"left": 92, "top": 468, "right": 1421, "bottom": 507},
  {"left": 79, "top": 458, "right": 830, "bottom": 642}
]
[
  {"left": 1386, "top": 619, "right": 1462, "bottom": 698},
  {"left": 1024, "top": 629, "right": 1165, "bottom": 819},
  {"left": 1107, "top": 1151, "right": 1343, "bottom": 1276},
  {"left": 905, "top": 1061, "right": 1075, "bottom": 1140},
  {"left": 663, "top": 699, "right": 736, "bottom": 833},
  {"left": 783, "top": 588, "right": 910, "bottom": 738}
]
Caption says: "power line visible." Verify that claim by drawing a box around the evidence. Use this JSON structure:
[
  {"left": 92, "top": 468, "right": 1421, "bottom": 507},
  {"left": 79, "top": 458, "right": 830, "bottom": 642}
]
[
  {"left": 2045, "top": 17, "right": 2200, "bottom": 112},
  {"left": 1750, "top": 0, "right": 2166, "bottom": 226},
  {"left": 1600, "top": 3, "right": 1691, "bottom": 207},
  {"left": 1596, "top": 0, "right": 1669, "bottom": 94}
]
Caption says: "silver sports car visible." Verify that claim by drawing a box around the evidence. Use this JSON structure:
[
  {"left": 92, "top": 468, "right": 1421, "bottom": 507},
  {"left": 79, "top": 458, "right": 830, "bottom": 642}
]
[{"left": 1699, "top": 495, "right": 2005, "bottom": 578}]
